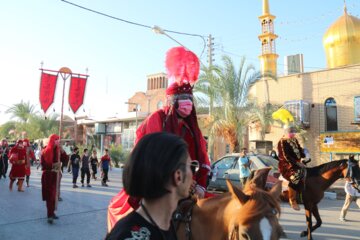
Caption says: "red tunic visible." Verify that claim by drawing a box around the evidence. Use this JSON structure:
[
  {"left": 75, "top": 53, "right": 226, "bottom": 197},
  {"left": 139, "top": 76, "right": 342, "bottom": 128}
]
[
  {"left": 41, "top": 148, "right": 57, "bottom": 202},
  {"left": 9, "top": 146, "right": 26, "bottom": 179},
  {"left": 25, "top": 147, "right": 35, "bottom": 176}
]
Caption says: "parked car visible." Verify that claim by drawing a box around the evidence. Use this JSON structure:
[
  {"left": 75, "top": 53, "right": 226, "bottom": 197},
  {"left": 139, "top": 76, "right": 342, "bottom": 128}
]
[{"left": 207, "top": 153, "right": 280, "bottom": 191}]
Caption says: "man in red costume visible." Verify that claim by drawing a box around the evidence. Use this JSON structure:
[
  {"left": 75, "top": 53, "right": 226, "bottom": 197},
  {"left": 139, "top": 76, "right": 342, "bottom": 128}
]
[
  {"left": 9, "top": 140, "right": 27, "bottom": 192},
  {"left": 23, "top": 139, "right": 35, "bottom": 187},
  {"left": 107, "top": 46, "right": 211, "bottom": 231},
  {"left": 41, "top": 134, "right": 61, "bottom": 224}
]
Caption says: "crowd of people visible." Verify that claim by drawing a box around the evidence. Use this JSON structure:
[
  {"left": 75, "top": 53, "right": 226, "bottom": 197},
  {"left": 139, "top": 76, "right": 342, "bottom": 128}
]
[{"left": 0, "top": 136, "right": 114, "bottom": 224}]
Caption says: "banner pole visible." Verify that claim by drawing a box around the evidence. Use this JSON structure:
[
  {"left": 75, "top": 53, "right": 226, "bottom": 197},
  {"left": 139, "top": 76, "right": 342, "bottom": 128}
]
[{"left": 56, "top": 67, "right": 72, "bottom": 210}]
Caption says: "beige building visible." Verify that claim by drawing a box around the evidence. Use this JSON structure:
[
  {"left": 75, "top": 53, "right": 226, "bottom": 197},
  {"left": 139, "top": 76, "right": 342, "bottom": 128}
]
[{"left": 251, "top": 1, "right": 360, "bottom": 165}]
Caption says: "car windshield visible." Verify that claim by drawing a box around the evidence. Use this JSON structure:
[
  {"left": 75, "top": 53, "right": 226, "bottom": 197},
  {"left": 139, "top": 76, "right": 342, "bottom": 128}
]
[
  {"left": 257, "top": 155, "right": 279, "bottom": 170},
  {"left": 214, "top": 156, "right": 237, "bottom": 169}
]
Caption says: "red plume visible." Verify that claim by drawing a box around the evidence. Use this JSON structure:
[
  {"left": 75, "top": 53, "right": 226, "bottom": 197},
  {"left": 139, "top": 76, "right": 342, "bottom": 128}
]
[{"left": 165, "top": 47, "right": 200, "bottom": 85}]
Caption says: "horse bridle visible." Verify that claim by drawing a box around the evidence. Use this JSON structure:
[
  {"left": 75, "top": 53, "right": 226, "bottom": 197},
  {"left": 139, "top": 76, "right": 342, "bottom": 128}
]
[{"left": 173, "top": 198, "right": 197, "bottom": 240}]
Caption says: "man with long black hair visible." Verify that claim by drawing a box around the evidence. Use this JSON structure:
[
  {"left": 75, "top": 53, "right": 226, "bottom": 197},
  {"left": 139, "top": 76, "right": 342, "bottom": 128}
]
[{"left": 106, "top": 132, "right": 195, "bottom": 240}]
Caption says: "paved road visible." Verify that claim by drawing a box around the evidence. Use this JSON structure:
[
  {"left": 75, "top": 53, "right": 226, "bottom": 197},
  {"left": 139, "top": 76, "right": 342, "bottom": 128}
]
[
  {"left": 1, "top": 166, "right": 359, "bottom": 240},
  {"left": 280, "top": 199, "right": 360, "bottom": 240},
  {"left": 0, "top": 166, "right": 123, "bottom": 240}
]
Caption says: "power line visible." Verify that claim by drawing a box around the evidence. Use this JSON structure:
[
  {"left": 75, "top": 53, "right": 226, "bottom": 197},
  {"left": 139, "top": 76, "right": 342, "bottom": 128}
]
[{"left": 60, "top": 0, "right": 207, "bottom": 56}]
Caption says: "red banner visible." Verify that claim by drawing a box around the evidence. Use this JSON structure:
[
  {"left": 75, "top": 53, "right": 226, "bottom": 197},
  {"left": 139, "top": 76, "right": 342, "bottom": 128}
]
[
  {"left": 39, "top": 72, "right": 58, "bottom": 113},
  {"left": 68, "top": 76, "right": 87, "bottom": 113}
]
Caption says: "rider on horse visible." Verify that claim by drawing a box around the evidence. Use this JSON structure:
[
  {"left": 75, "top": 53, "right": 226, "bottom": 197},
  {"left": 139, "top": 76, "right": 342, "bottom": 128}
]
[{"left": 277, "top": 125, "right": 306, "bottom": 211}]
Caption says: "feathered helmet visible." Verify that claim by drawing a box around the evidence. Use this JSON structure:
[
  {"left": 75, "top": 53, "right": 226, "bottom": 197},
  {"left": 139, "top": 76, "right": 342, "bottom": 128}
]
[
  {"left": 165, "top": 46, "right": 200, "bottom": 96},
  {"left": 272, "top": 108, "right": 296, "bottom": 132}
]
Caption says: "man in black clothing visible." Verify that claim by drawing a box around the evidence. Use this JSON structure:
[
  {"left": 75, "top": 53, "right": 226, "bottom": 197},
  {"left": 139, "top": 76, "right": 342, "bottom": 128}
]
[
  {"left": 106, "top": 132, "right": 194, "bottom": 240},
  {"left": 0, "top": 139, "right": 9, "bottom": 179},
  {"left": 80, "top": 148, "right": 91, "bottom": 187},
  {"left": 67, "top": 147, "right": 80, "bottom": 188}
]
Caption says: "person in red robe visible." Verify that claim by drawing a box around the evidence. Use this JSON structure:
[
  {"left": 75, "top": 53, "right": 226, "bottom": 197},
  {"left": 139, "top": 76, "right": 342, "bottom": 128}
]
[
  {"left": 107, "top": 46, "right": 211, "bottom": 231},
  {"left": 9, "top": 140, "right": 27, "bottom": 192},
  {"left": 41, "top": 134, "right": 61, "bottom": 224},
  {"left": 23, "top": 139, "right": 35, "bottom": 187}
]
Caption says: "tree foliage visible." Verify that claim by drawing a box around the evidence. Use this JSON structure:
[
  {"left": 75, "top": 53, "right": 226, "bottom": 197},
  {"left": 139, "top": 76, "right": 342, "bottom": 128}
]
[
  {"left": 195, "top": 55, "right": 264, "bottom": 152},
  {"left": 0, "top": 101, "right": 58, "bottom": 140},
  {"left": 5, "top": 100, "right": 37, "bottom": 122}
]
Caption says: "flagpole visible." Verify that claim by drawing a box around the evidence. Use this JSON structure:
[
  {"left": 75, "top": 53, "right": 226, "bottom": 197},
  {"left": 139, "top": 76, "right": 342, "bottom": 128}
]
[{"left": 56, "top": 67, "right": 72, "bottom": 210}]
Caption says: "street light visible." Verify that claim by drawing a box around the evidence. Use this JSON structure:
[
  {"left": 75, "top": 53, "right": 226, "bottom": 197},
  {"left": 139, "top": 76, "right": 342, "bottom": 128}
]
[
  {"left": 152, "top": 25, "right": 206, "bottom": 60},
  {"left": 152, "top": 25, "right": 187, "bottom": 48},
  {"left": 124, "top": 102, "right": 139, "bottom": 129}
]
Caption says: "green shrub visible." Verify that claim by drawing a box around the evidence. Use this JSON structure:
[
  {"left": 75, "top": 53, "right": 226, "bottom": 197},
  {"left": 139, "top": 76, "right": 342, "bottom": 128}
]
[{"left": 109, "top": 144, "right": 130, "bottom": 168}]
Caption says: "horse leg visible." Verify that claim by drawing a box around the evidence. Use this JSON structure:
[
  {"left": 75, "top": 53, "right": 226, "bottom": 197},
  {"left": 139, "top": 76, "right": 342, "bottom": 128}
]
[
  {"left": 309, "top": 205, "right": 322, "bottom": 233},
  {"left": 300, "top": 208, "right": 313, "bottom": 240}
]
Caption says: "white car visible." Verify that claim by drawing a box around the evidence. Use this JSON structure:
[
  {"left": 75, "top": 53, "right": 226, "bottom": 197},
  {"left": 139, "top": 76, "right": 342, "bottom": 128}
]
[{"left": 207, "top": 153, "right": 280, "bottom": 191}]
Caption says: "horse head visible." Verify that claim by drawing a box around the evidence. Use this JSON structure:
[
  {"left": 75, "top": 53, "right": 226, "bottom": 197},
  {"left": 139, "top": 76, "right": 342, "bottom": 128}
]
[{"left": 226, "top": 168, "right": 283, "bottom": 240}]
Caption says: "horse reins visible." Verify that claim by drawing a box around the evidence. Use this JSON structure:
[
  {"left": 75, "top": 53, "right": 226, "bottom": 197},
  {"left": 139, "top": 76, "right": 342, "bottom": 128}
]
[{"left": 173, "top": 198, "right": 197, "bottom": 240}]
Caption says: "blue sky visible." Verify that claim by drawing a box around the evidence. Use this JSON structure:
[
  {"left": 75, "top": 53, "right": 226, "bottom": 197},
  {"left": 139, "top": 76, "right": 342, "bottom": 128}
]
[{"left": 0, "top": 0, "right": 358, "bottom": 123}]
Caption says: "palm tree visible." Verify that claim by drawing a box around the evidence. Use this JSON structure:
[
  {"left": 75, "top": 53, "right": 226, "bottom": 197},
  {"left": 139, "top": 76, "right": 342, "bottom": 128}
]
[
  {"left": 5, "top": 100, "right": 37, "bottom": 123},
  {"left": 195, "top": 55, "right": 264, "bottom": 152},
  {"left": 249, "top": 102, "right": 280, "bottom": 140}
]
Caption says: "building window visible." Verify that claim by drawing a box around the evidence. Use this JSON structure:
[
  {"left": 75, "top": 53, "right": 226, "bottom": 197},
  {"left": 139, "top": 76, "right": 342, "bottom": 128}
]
[
  {"left": 157, "top": 101, "right": 163, "bottom": 109},
  {"left": 325, "top": 98, "right": 338, "bottom": 131}
]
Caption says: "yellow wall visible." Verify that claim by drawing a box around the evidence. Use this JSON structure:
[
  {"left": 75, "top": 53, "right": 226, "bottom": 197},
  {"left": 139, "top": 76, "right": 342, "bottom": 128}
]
[{"left": 253, "top": 64, "right": 360, "bottom": 165}]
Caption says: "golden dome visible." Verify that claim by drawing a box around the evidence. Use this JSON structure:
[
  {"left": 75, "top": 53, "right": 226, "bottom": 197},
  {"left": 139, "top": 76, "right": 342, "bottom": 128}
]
[{"left": 323, "top": 8, "right": 360, "bottom": 68}]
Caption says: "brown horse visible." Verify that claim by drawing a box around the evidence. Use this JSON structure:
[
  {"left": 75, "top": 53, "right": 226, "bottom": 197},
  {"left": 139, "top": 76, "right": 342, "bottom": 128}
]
[
  {"left": 175, "top": 168, "right": 284, "bottom": 240},
  {"left": 299, "top": 158, "right": 360, "bottom": 240}
]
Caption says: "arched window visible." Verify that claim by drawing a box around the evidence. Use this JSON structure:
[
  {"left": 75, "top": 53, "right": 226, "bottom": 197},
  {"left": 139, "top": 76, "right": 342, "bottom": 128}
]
[
  {"left": 157, "top": 101, "right": 164, "bottom": 109},
  {"left": 325, "top": 98, "right": 338, "bottom": 131}
]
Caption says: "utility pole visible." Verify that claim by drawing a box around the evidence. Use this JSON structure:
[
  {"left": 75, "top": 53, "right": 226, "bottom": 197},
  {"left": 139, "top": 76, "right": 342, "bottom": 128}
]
[
  {"left": 207, "top": 34, "right": 215, "bottom": 66},
  {"left": 206, "top": 34, "right": 215, "bottom": 162}
]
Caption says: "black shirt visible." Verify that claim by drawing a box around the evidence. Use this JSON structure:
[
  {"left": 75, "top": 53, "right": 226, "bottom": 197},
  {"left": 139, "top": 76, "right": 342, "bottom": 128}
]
[
  {"left": 70, "top": 153, "right": 80, "bottom": 168},
  {"left": 90, "top": 156, "right": 98, "bottom": 166},
  {"left": 81, "top": 155, "right": 90, "bottom": 169},
  {"left": 106, "top": 211, "right": 177, "bottom": 240}
]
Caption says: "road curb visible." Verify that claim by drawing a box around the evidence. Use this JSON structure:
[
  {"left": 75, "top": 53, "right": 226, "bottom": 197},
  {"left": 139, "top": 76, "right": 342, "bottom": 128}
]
[{"left": 324, "top": 191, "right": 337, "bottom": 200}]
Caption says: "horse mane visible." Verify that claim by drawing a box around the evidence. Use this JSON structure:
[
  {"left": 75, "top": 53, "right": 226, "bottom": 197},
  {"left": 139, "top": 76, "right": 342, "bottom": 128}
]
[
  {"left": 236, "top": 187, "right": 280, "bottom": 225},
  {"left": 306, "top": 159, "right": 347, "bottom": 177}
]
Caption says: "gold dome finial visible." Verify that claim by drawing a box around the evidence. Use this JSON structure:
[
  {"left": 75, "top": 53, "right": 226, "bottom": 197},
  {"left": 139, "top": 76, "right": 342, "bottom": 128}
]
[
  {"left": 263, "top": 0, "right": 270, "bottom": 15},
  {"left": 344, "top": 0, "right": 347, "bottom": 14}
]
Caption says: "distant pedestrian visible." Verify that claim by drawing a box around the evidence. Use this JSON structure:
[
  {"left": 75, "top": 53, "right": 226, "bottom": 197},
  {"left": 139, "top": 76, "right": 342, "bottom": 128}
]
[
  {"left": 339, "top": 177, "right": 360, "bottom": 222},
  {"left": 90, "top": 149, "right": 99, "bottom": 180},
  {"left": 58, "top": 146, "right": 68, "bottom": 201},
  {"left": 100, "top": 149, "right": 112, "bottom": 187},
  {"left": 23, "top": 139, "right": 35, "bottom": 187},
  {"left": 41, "top": 134, "right": 61, "bottom": 224},
  {"left": 238, "top": 147, "right": 251, "bottom": 186},
  {"left": 68, "top": 147, "right": 80, "bottom": 188},
  {"left": 35, "top": 146, "right": 41, "bottom": 165},
  {"left": 0, "top": 139, "right": 10, "bottom": 179},
  {"left": 80, "top": 148, "right": 91, "bottom": 187},
  {"left": 9, "top": 140, "right": 26, "bottom": 192},
  {"left": 270, "top": 150, "right": 279, "bottom": 161}
]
